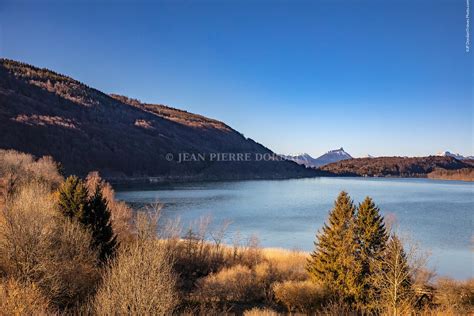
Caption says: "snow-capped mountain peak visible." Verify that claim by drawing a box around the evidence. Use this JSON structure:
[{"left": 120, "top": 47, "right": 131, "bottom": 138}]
[
  {"left": 284, "top": 147, "right": 353, "bottom": 168},
  {"left": 436, "top": 151, "right": 472, "bottom": 160},
  {"left": 324, "top": 147, "right": 352, "bottom": 158}
]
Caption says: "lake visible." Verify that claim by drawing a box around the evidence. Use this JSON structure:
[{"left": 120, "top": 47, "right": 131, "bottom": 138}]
[{"left": 116, "top": 177, "right": 473, "bottom": 279}]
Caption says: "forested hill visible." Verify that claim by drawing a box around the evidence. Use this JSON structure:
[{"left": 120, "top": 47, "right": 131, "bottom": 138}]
[
  {"left": 319, "top": 156, "right": 474, "bottom": 179},
  {"left": 0, "top": 59, "right": 316, "bottom": 181}
]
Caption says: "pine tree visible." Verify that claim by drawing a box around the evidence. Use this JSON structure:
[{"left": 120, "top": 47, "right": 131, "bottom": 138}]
[
  {"left": 57, "top": 176, "right": 116, "bottom": 262},
  {"left": 85, "top": 184, "right": 117, "bottom": 261},
  {"left": 57, "top": 175, "right": 88, "bottom": 220},
  {"left": 307, "top": 191, "right": 362, "bottom": 303},
  {"left": 355, "top": 196, "right": 389, "bottom": 308}
]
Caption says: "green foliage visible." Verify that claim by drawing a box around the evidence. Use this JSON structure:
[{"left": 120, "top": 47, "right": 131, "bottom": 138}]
[
  {"left": 57, "top": 175, "right": 88, "bottom": 220},
  {"left": 57, "top": 176, "right": 116, "bottom": 262},
  {"left": 308, "top": 192, "right": 397, "bottom": 311},
  {"left": 307, "top": 191, "right": 362, "bottom": 303},
  {"left": 84, "top": 185, "right": 117, "bottom": 262},
  {"left": 355, "top": 196, "right": 389, "bottom": 308}
]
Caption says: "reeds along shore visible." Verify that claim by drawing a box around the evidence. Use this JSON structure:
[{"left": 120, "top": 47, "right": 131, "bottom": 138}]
[{"left": 0, "top": 149, "right": 473, "bottom": 315}]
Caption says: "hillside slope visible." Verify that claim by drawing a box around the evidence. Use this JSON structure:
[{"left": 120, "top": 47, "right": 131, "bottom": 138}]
[
  {"left": 0, "top": 59, "right": 315, "bottom": 181},
  {"left": 319, "top": 156, "right": 473, "bottom": 178}
]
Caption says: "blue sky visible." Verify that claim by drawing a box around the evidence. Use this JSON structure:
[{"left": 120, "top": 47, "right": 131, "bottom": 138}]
[{"left": 1, "top": 0, "right": 472, "bottom": 157}]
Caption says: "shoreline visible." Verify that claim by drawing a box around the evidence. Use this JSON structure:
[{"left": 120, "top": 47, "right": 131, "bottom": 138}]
[{"left": 109, "top": 174, "right": 473, "bottom": 189}]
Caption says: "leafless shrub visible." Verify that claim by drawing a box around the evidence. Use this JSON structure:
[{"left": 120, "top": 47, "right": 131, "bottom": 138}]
[
  {"left": 93, "top": 239, "right": 178, "bottom": 315},
  {"left": 434, "top": 278, "right": 474, "bottom": 313},
  {"left": 0, "top": 150, "right": 62, "bottom": 206},
  {"left": 273, "top": 280, "right": 329, "bottom": 313},
  {"left": 37, "top": 218, "right": 101, "bottom": 307},
  {"left": 0, "top": 183, "right": 56, "bottom": 278},
  {"left": 0, "top": 183, "right": 100, "bottom": 308},
  {"left": 180, "top": 303, "right": 232, "bottom": 316},
  {"left": 370, "top": 234, "right": 418, "bottom": 315},
  {"left": 0, "top": 278, "right": 51, "bottom": 315},
  {"left": 243, "top": 307, "right": 279, "bottom": 316},
  {"left": 134, "top": 201, "right": 162, "bottom": 241},
  {"left": 163, "top": 215, "right": 237, "bottom": 292},
  {"left": 320, "top": 299, "right": 355, "bottom": 315}
]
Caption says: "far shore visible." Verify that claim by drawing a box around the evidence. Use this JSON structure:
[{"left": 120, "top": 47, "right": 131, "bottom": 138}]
[{"left": 108, "top": 174, "right": 473, "bottom": 188}]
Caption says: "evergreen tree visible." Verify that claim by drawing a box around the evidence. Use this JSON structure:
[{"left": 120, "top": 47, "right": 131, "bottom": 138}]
[
  {"left": 355, "top": 196, "right": 389, "bottom": 308},
  {"left": 57, "top": 175, "right": 88, "bottom": 220},
  {"left": 57, "top": 176, "right": 116, "bottom": 262},
  {"left": 85, "top": 184, "right": 117, "bottom": 261},
  {"left": 307, "top": 191, "right": 362, "bottom": 303}
]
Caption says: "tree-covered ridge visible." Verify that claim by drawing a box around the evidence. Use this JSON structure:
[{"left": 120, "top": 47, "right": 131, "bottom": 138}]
[
  {"left": 320, "top": 155, "right": 473, "bottom": 178},
  {"left": 110, "top": 94, "right": 234, "bottom": 132},
  {"left": 0, "top": 59, "right": 316, "bottom": 180}
]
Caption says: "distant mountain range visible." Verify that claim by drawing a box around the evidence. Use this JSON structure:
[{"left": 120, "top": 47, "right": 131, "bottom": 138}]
[
  {"left": 284, "top": 148, "right": 352, "bottom": 168},
  {"left": 284, "top": 148, "right": 473, "bottom": 181},
  {"left": 286, "top": 149, "right": 474, "bottom": 169},
  {"left": 436, "top": 151, "right": 474, "bottom": 160},
  {"left": 0, "top": 59, "right": 316, "bottom": 181}
]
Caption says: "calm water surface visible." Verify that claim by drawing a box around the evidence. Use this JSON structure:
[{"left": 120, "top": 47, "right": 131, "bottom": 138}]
[{"left": 116, "top": 177, "right": 473, "bottom": 279}]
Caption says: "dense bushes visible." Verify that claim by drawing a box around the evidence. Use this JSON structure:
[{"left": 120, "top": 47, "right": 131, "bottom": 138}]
[
  {"left": 0, "top": 279, "right": 51, "bottom": 315},
  {"left": 273, "top": 280, "right": 329, "bottom": 313},
  {"left": 0, "top": 149, "right": 62, "bottom": 207},
  {"left": 434, "top": 278, "right": 474, "bottom": 313},
  {"left": 195, "top": 264, "right": 261, "bottom": 302},
  {"left": 94, "top": 240, "right": 177, "bottom": 314},
  {"left": 0, "top": 183, "right": 101, "bottom": 309}
]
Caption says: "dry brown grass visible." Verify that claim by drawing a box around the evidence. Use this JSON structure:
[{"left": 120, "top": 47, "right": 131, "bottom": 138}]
[
  {"left": 273, "top": 280, "right": 329, "bottom": 313},
  {"left": 188, "top": 244, "right": 310, "bottom": 308},
  {"left": 428, "top": 168, "right": 474, "bottom": 181},
  {"left": 260, "top": 248, "right": 309, "bottom": 282},
  {"left": 243, "top": 307, "right": 279, "bottom": 316},
  {"left": 0, "top": 278, "right": 51, "bottom": 315},
  {"left": 194, "top": 264, "right": 261, "bottom": 303}
]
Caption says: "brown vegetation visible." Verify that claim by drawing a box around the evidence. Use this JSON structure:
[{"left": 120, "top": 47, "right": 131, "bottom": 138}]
[
  {"left": 0, "top": 279, "right": 51, "bottom": 315},
  {"left": 0, "top": 183, "right": 101, "bottom": 309},
  {"left": 427, "top": 167, "right": 474, "bottom": 181},
  {"left": 0, "top": 150, "right": 472, "bottom": 315},
  {"left": 273, "top": 280, "right": 329, "bottom": 313},
  {"left": 320, "top": 155, "right": 473, "bottom": 179},
  {"left": 94, "top": 240, "right": 177, "bottom": 315}
]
